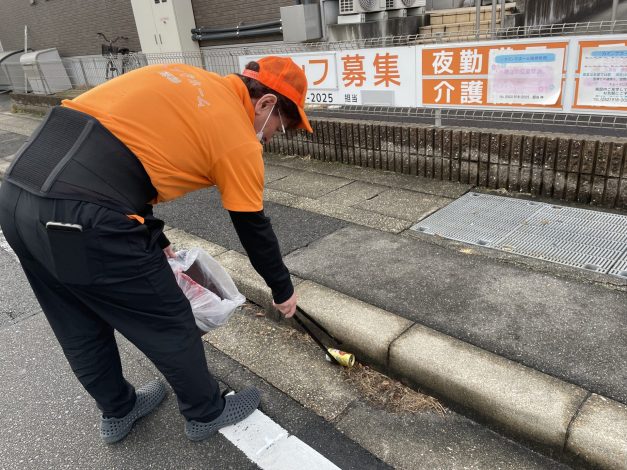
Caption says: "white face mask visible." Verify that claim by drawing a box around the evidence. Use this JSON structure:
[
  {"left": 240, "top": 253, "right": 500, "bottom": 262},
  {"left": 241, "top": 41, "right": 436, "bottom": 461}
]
[{"left": 256, "top": 103, "right": 275, "bottom": 143}]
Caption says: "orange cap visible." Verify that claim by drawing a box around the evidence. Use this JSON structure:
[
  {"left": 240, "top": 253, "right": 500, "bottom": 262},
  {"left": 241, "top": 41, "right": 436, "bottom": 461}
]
[{"left": 241, "top": 56, "right": 313, "bottom": 133}]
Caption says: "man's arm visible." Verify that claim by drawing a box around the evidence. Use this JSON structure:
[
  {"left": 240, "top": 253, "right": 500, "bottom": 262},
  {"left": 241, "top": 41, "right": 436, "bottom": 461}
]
[{"left": 228, "top": 210, "right": 297, "bottom": 317}]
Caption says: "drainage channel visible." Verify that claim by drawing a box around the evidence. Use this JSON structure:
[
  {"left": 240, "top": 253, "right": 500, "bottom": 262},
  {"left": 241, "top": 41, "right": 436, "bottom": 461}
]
[{"left": 411, "top": 192, "right": 627, "bottom": 279}]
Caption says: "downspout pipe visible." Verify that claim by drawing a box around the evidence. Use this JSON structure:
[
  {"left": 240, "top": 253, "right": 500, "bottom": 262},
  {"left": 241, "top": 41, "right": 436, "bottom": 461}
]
[
  {"left": 193, "top": 26, "right": 282, "bottom": 42},
  {"left": 192, "top": 20, "right": 281, "bottom": 35}
]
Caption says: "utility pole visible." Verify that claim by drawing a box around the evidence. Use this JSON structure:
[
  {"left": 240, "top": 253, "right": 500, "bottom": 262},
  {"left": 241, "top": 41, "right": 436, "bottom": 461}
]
[
  {"left": 500, "top": 0, "right": 506, "bottom": 30},
  {"left": 476, "top": 0, "right": 481, "bottom": 39},
  {"left": 491, "top": 0, "right": 497, "bottom": 39},
  {"left": 24, "top": 25, "right": 28, "bottom": 93}
]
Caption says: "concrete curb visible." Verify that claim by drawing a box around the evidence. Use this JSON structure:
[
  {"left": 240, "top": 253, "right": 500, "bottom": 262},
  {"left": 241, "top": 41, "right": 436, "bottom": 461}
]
[
  {"left": 165, "top": 227, "right": 627, "bottom": 469},
  {"left": 390, "top": 324, "right": 587, "bottom": 452},
  {"left": 0, "top": 112, "right": 42, "bottom": 136},
  {"left": 566, "top": 394, "right": 627, "bottom": 469}
]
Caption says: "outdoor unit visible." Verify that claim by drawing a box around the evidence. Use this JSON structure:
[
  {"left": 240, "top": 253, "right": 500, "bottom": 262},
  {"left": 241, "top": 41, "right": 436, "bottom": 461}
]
[
  {"left": 339, "top": 0, "right": 386, "bottom": 14},
  {"left": 281, "top": 4, "right": 323, "bottom": 42},
  {"left": 385, "top": 0, "right": 426, "bottom": 9},
  {"left": 20, "top": 48, "right": 72, "bottom": 95}
]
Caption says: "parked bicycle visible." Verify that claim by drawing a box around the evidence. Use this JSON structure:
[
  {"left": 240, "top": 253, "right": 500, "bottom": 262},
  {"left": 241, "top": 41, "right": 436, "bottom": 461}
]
[{"left": 97, "top": 33, "right": 141, "bottom": 80}]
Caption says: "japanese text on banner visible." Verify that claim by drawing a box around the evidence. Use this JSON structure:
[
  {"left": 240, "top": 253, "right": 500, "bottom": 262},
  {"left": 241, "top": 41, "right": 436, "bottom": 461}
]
[
  {"left": 421, "top": 41, "right": 567, "bottom": 109},
  {"left": 337, "top": 47, "right": 415, "bottom": 106},
  {"left": 574, "top": 40, "right": 627, "bottom": 111},
  {"left": 238, "top": 48, "right": 415, "bottom": 106}
]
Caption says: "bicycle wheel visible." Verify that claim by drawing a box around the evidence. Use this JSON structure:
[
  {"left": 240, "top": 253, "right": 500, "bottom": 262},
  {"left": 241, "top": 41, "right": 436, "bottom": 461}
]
[
  {"left": 105, "top": 58, "right": 119, "bottom": 80},
  {"left": 122, "top": 54, "right": 142, "bottom": 74}
]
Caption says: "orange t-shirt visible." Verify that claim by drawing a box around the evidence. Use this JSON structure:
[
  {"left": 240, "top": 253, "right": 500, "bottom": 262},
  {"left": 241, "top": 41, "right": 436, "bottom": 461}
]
[{"left": 62, "top": 64, "right": 264, "bottom": 212}]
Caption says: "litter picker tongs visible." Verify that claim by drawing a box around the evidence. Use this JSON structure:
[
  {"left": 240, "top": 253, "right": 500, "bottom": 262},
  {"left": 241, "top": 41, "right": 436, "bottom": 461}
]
[{"left": 293, "top": 306, "right": 355, "bottom": 367}]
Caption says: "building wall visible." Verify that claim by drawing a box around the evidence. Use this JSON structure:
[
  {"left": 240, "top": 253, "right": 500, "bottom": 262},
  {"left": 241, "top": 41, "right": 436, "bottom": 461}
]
[
  {"left": 192, "top": 0, "right": 289, "bottom": 29},
  {"left": 0, "top": 0, "right": 291, "bottom": 57},
  {"left": 2, "top": 0, "right": 619, "bottom": 58},
  {"left": 191, "top": 0, "right": 291, "bottom": 47},
  {"left": 523, "top": 0, "right": 615, "bottom": 25},
  {"left": 0, "top": 0, "right": 141, "bottom": 56}
]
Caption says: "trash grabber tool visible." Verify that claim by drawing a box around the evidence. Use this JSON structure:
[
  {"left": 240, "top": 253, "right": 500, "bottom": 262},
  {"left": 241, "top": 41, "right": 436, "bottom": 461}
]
[{"left": 294, "top": 306, "right": 355, "bottom": 367}]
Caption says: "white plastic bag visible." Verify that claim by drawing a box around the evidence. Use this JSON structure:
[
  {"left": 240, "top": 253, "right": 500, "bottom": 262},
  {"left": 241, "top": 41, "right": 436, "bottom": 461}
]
[{"left": 168, "top": 248, "right": 246, "bottom": 332}]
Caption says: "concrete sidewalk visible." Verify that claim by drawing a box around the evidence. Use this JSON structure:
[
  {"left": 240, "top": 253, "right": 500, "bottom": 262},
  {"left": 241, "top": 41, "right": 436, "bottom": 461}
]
[{"left": 1, "top": 109, "right": 626, "bottom": 468}]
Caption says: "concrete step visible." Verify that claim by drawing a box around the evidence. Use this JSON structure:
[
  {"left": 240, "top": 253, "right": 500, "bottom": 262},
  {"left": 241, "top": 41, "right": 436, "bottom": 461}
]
[
  {"left": 428, "top": 1, "right": 517, "bottom": 25},
  {"left": 421, "top": 16, "right": 519, "bottom": 35},
  {"left": 422, "top": 19, "right": 495, "bottom": 34}
]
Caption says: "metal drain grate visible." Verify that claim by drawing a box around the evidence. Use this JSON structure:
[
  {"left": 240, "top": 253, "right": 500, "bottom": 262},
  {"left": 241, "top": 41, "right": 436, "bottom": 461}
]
[
  {"left": 412, "top": 193, "right": 543, "bottom": 246},
  {"left": 496, "top": 205, "right": 627, "bottom": 273},
  {"left": 411, "top": 192, "right": 627, "bottom": 278},
  {"left": 609, "top": 251, "right": 627, "bottom": 279}
]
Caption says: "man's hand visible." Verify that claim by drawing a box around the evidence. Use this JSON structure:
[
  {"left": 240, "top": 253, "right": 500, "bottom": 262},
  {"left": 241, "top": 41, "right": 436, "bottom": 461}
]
[
  {"left": 163, "top": 244, "right": 176, "bottom": 258},
  {"left": 273, "top": 292, "right": 297, "bottom": 318}
]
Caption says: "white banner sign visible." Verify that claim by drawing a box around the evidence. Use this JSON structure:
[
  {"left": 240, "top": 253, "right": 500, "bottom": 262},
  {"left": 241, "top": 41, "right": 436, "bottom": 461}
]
[
  {"left": 238, "top": 47, "right": 415, "bottom": 106},
  {"left": 235, "top": 34, "right": 627, "bottom": 114},
  {"left": 335, "top": 46, "right": 416, "bottom": 107}
]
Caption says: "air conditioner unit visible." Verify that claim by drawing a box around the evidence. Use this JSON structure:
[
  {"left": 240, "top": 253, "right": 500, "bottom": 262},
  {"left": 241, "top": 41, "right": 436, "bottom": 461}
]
[
  {"left": 340, "top": 0, "right": 386, "bottom": 14},
  {"left": 385, "top": 0, "right": 425, "bottom": 9}
]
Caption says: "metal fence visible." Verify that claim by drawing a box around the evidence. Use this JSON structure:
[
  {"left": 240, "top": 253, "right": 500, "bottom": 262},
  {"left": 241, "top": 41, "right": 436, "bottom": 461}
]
[
  {"left": 312, "top": 105, "right": 627, "bottom": 133},
  {"left": 2, "top": 52, "right": 204, "bottom": 93},
  {"left": 2, "top": 19, "right": 627, "bottom": 134}
]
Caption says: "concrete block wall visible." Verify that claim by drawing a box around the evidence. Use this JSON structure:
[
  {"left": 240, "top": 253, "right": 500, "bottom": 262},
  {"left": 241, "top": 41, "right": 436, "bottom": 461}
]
[
  {"left": 266, "top": 118, "right": 627, "bottom": 210},
  {"left": 7, "top": 91, "right": 626, "bottom": 211}
]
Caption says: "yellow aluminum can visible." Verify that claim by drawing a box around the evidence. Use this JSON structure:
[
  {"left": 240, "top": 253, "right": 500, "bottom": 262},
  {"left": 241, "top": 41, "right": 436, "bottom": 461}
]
[{"left": 326, "top": 348, "right": 355, "bottom": 367}]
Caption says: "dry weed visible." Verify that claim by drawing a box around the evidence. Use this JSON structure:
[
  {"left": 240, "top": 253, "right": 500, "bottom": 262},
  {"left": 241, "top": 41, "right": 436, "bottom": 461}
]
[
  {"left": 242, "top": 302, "right": 445, "bottom": 415},
  {"left": 342, "top": 364, "right": 445, "bottom": 415}
]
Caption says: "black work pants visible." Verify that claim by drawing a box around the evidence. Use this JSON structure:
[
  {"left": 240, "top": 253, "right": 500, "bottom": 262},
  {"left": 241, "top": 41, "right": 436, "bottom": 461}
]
[{"left": 0, "top": 181, "right": 223, "bottom": 421}]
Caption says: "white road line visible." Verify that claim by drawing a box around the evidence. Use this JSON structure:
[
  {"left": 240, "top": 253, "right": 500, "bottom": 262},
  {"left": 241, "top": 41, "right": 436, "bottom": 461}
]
[
  {"left": 0, "top": 228, "right": 17, "bottom": 261},
  {"left": 220, "top": 400, "right": 341, "bottom": 470}
]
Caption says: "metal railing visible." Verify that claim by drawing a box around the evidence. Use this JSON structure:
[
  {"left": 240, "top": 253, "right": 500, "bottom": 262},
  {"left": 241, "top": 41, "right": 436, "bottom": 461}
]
[{"left": 313, "top": 105, "right": 627, "bottom": 132}]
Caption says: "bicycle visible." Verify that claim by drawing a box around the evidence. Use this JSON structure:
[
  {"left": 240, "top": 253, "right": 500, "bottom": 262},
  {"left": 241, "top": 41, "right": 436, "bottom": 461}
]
[{"left": 97, "top": 33, "right": 141, "bottom": 80}]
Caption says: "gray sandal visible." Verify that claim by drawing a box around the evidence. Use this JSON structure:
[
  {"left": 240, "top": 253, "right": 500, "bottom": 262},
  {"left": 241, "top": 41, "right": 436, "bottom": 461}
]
[
  {"left": 100, "top": 379, "right": 166, "bottom": 444},
  {"left": 185, "top": 386, "right": 261, "bottom": 441}
]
